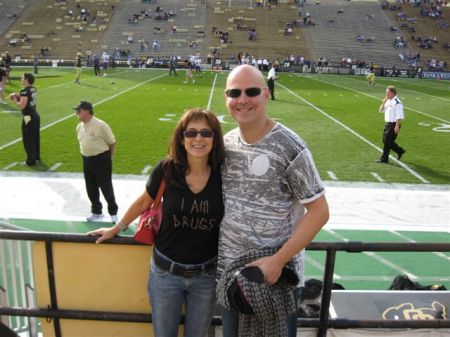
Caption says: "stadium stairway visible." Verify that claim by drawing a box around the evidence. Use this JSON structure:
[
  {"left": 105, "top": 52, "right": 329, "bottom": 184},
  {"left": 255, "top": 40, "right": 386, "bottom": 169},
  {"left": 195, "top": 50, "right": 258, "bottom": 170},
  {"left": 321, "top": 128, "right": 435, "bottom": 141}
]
[
  {"left": 204, "top": 0, "right": 311, "bottom": 62},
  {"left": 100, "top": 0, "right": 207, "bottom": 60},
  {"left": 301, "top": 0, "right": 411, "bottom": 67}
]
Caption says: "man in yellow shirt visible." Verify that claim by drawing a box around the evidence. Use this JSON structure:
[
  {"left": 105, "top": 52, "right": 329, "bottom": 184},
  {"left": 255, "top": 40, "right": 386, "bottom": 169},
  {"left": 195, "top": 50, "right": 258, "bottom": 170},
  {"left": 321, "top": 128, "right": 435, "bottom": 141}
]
[{"left": 75, "top": 101, "right": 118, "bottom": 223}]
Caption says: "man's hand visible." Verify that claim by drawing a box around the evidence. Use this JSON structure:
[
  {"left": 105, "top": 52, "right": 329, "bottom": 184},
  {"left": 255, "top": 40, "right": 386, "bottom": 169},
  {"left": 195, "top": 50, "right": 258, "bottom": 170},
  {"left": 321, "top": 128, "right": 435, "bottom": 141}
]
[{"left": 246, "top": 255, "right": 285, "bottom": 286}]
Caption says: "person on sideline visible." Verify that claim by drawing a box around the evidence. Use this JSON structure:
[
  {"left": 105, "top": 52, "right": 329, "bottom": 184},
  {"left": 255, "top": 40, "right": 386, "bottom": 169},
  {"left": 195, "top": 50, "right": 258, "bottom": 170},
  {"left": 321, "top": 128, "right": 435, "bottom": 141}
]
[
  {"left": 218, "top": 65, "right": 329, "bottom": 337},
  {"left": 88, "top": 108, "right": 225, "bottom": 337},
  {"left": 74, "top": 101, "right": 119, "bottom": 222},
  {"left": 367, "top": 64, "right": 375, "bottom": 86},
  {"left": 74, "top": 52, "right": 83, "bottom": 84},
  {"left": 377, "top": 86, "right": 405, "bottom": 163},
  {"left": 183, "top": 58, "right": 195, "bottom": 84},
  {"left": 169, "top": 56, "right": 178, "bottom": 76},
  {"left": 10, "top": 73, "right": 41, "bottom": 166},
  {"left": 267, "top": 64, "right": 278, "bottom": 100}
]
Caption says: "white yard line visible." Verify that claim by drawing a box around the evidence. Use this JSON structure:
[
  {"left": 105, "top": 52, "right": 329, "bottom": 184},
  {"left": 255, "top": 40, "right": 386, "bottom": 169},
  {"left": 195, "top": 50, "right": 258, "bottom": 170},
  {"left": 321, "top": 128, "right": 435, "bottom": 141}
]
[
  {"left": 305, "top": 75, "right": 450, "bottom": 123},
  {"left": 0, "top": 73, "right": 168, "bottom": 151},
  {"left": 207, "top": 73, "right": 218, "bottom": 111},
  {"left": 279, "top": 82, "right": 430, "bottom": 184},
  {"left": 390, "top": 230, "right": 450, "bottom": 262},
  {"left": 370, "top": 172, "right": 384, "bottom": 182},
  {"left": 325, "top": 229, "right": 419, "bottom": 280}
]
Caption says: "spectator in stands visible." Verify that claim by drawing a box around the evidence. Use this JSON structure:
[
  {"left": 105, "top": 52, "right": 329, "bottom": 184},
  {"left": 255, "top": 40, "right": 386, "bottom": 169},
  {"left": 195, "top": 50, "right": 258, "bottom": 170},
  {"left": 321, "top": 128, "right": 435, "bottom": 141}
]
[{"left": 377, "top": 86, "right": 405, "bottom": 163}]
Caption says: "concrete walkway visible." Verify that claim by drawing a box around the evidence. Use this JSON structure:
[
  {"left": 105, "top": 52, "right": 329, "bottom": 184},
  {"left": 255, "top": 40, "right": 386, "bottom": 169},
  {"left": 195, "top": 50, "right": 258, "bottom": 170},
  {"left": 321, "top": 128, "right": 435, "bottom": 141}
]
[{"left": 1, "top": 172, "right": 448, "bottom": 232}]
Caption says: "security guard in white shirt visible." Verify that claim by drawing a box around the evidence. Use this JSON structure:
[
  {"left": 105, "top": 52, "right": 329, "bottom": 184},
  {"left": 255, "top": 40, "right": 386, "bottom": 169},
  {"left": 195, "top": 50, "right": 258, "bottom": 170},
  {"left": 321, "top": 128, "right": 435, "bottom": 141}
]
[{"left": 378, "top": 86, "right": 405, "bottom": 163}]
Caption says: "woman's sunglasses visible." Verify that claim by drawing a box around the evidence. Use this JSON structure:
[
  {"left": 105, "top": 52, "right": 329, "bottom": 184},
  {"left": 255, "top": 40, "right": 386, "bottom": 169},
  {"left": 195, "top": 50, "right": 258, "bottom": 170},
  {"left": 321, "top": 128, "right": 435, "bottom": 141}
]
[
  {"left": 225, "top": 87, "right": 262, "bottom": 98},
  {"left": 183, "top": 130, "right": 214, "bottom": 138}
]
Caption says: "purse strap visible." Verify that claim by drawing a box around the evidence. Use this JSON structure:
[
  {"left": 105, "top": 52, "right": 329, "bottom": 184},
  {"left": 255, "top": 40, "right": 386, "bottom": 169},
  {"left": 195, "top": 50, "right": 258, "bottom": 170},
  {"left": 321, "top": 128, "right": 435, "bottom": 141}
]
[{"left": 151, "top": 179, "right": 166, "bottom": 210}]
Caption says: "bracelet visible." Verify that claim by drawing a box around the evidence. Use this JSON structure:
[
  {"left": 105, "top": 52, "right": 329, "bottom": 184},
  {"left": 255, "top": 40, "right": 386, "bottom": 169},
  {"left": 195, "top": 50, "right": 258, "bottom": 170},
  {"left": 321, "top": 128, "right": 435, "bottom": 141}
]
[{"left": 115, "top": 220, "right": 127, "bottom": 232}]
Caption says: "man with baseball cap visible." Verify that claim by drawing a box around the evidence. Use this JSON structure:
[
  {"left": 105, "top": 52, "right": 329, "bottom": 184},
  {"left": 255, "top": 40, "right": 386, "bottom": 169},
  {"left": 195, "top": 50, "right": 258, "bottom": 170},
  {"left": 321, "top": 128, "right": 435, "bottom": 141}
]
[{"left": 74, "top": 101, "right": 118, "bottom": 223}]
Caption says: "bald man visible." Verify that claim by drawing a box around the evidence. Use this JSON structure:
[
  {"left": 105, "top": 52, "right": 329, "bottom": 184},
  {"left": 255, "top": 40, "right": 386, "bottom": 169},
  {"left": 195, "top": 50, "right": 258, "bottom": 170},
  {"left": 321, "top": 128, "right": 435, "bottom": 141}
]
[{"left": 218, "top": 65, "right": 329, "bottom": 337}]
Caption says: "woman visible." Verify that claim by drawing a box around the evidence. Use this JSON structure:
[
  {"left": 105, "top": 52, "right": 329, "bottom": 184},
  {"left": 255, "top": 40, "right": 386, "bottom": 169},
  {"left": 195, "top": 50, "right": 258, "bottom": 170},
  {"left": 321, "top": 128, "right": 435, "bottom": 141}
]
[
  {"left": 88, "top": 108, "right": 225, "bottom": 337},
  {"left": 10, "top": 73, "right": 40, "bottom": 166}
]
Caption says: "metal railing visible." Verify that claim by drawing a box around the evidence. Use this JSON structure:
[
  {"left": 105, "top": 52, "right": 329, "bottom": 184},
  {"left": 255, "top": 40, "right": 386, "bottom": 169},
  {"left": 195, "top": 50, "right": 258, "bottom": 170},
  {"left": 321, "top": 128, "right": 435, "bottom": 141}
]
[{"left": 0, "top": 230, "right": 449, "bottom": 337}]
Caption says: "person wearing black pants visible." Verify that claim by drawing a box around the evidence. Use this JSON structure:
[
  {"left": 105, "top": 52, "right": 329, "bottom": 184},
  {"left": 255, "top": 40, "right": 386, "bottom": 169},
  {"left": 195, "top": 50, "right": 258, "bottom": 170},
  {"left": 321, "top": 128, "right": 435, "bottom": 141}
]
[
  {"left": 10, "top": 73, "right": 41, "bottom": 166},
  {"left": 82, "top": 151, "right": 118, "bottom": 218},
  {"left": 267, "top": 64, "right": 278, "bottom": 100},
  {"left": 75, "top": 101, "right": 118, "bottom": 223},
  {"left": 378, "top": 86, "right": 405, "bottom": 163}
]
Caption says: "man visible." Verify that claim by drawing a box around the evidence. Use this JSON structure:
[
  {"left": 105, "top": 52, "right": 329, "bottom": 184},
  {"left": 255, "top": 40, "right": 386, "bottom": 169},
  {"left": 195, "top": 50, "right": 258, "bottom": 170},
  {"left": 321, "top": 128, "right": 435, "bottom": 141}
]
[
  {"left": 93, "top": 54, "right": 100, "bottom": 76},
  {"left": 377, "top": 86, "right": 405, "bottom": 163},
  {"left": 74, "top": 52, "right": 83, "bottom": 84},
  {"left": 10, "top": 73, "right": 40, "bottom": 166},
  {"left": 267, "top": 64, "right": 278, "bottom": 100},
  {"left": 75, "top": 101, "right": 118, "bottom": 223},
  {"left": 367, "top": 63, "right": 375, "bottom": 86},
  {"left": 218, "top": 65, "right": 329, "bottom": 337},
  {"left": 169, "top": 56, "right": 178, "bottom": 76}
]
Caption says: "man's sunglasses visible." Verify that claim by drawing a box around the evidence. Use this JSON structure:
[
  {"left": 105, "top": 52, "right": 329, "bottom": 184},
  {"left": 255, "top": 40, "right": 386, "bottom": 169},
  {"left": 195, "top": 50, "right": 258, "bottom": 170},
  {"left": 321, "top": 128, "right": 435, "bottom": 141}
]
[
  {"left": 225, "top": 87, "right": 263, "bottom": 98},
  {"left": 183, "top": 129, "right": 214, "bottom": 138}
]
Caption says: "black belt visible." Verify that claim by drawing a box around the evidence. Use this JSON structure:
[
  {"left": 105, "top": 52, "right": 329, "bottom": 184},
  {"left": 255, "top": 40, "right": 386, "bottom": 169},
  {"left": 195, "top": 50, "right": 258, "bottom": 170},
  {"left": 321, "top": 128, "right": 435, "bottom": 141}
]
[{"left": 153, "top": 249, "right": 216, "bottom": 278}]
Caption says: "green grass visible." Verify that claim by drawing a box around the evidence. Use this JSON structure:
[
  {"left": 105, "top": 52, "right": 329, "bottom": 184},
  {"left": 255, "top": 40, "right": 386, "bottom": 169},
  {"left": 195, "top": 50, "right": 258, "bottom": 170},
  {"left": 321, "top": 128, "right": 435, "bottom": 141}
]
[{"left": 1, "top": 67, "right": 449, "bottom": 184}]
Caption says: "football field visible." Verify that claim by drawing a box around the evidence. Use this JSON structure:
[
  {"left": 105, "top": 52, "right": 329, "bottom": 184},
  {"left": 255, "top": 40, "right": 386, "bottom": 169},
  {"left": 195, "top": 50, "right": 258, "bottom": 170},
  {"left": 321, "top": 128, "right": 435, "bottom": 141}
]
[
  {"left": 0, "top": 66, "right": 449, "bottom": 292},
  {"left": 0, "top": 66, "right": 449, "bottom": 184}
]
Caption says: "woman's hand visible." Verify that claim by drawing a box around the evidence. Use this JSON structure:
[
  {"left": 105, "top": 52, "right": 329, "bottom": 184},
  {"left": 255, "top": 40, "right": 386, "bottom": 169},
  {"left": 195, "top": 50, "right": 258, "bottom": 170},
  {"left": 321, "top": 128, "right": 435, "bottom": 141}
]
[{"left": 87, "top": 226, "right": 120, "bottom": 244}]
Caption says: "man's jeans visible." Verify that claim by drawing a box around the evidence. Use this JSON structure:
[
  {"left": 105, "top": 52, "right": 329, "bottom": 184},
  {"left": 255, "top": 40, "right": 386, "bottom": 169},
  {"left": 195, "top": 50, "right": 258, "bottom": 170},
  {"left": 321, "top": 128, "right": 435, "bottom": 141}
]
[
  {"left": 148, "top": 259, "right": 217, "bottom": 337},
  {"left": 220, "top": 287, "right": 302, "bottom": 337}
]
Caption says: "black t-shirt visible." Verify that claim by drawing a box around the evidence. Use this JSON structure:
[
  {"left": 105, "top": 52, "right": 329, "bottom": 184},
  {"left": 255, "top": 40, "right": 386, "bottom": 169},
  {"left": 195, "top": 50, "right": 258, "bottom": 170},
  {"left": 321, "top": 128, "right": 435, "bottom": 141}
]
[
  {"left": 20, "top": 86, "right": 37, "bottom": 116},
  {"left": 146, "top": 160, "right": 224, "bottom": 264}
]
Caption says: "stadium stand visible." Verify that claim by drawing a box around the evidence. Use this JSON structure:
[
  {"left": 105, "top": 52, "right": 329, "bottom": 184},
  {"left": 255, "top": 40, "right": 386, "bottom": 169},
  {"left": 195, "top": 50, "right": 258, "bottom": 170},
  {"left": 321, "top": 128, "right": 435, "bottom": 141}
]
[
  {"left": 0, "top": 0, "right": 29, "bottom": 38},
  {"left": 204, "top": 0, "right": 312, "bottom": 63},
  {"left": 100, "top": 0, "right": 207, "bottom": 61},
  {"left": 0, "top": 0, "right": 116, "bottom": 61},
  {"left": 0, "top": 0, "right": 448, "bottom": 68},
  {"left": 300, "top": 0, "right": 412, "bottom": 67},
  {"left": 384, "top": 2, "right": 449, "bottom": 70}
]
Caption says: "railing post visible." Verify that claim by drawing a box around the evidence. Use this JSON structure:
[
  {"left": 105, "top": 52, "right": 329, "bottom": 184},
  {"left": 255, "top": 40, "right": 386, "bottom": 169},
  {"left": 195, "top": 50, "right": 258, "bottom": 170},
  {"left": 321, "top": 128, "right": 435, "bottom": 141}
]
[
  {"left": 45, "top": 241, "right": 61, "bottom": 337},
  {"left": 317, "top": 249, "right": 337, "bottom": 337}
]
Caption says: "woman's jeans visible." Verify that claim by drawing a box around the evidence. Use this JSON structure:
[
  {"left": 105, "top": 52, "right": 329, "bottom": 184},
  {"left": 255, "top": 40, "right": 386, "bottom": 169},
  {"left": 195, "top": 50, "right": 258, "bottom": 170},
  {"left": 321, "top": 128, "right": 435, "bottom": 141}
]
[
  {"left": 148, "top": 259, "right": 217, "bottom": 337},
  {"left": 220, "top": 287, "right": 302, "bottom": 337}
]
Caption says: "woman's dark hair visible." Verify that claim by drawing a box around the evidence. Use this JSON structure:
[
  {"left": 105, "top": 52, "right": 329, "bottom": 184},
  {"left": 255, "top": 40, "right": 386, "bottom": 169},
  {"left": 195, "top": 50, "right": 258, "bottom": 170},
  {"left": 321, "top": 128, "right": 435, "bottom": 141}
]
[
  {"left": 163, "top": 108, "right": 225, "bottom": 185},
  {"left": 23, "top": 73, "right": 35, "bottom": 85}
]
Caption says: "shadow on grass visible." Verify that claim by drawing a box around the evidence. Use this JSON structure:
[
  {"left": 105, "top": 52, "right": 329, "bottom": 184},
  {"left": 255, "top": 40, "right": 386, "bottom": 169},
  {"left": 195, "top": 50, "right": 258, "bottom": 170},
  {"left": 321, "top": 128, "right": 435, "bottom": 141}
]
[{"left": 402, "top": 161, "right": 450, "bottom": 183}]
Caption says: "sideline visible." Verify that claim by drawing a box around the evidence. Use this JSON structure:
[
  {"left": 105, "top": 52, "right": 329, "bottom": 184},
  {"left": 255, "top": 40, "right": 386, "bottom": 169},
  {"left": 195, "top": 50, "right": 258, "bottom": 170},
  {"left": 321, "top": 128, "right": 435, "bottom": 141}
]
[
  {"left": 0, "top": 73, "right": 168, "bottom": 151},
  {"left": 305, "top": 74, "right": 449, "bottom": 124},
  {"left": 278, "top": 82, "right": 430, "bottom": 184}
]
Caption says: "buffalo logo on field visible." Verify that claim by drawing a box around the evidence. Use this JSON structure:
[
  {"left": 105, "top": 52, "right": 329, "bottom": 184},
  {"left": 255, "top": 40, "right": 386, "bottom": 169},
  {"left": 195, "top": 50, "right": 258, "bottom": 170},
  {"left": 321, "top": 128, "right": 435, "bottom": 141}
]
[{"left": 382, "top": 301, "right": 447, "bottom": 320}]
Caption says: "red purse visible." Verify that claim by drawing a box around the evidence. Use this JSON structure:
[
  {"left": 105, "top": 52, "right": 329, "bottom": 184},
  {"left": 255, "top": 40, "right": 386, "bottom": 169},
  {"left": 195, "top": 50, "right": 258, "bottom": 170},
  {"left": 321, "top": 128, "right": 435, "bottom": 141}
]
[{"left": 134, "top": 180, "right": 166, "bottom": 245}]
